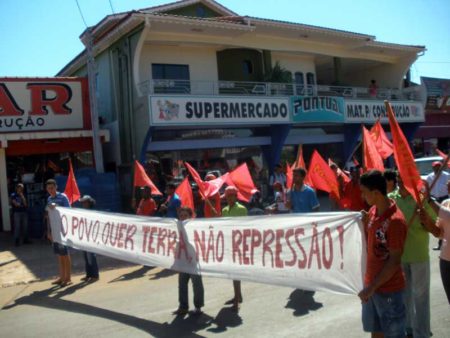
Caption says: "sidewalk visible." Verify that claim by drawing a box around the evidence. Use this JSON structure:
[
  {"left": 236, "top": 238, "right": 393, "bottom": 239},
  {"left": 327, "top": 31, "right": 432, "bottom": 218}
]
[{"left": 0, "top": 232, "right": 133, "bottom": 288}]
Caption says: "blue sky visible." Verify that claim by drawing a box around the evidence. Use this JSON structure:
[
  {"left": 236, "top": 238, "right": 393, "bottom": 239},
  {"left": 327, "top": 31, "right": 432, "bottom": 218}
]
[{"left": 1, "top": 0, "right": 449, "bottom": 83}]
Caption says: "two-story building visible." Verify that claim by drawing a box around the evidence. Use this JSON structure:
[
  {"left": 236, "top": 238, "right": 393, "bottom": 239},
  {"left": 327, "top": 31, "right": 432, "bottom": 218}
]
[{"left": 58, "top": 0, "right": 425, "bottom": 199}]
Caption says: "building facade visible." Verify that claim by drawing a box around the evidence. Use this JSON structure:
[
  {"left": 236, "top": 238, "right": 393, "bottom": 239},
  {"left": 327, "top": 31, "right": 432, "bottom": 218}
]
[{"left": 58, "top": 0, "right": 425, "bottom": 200}]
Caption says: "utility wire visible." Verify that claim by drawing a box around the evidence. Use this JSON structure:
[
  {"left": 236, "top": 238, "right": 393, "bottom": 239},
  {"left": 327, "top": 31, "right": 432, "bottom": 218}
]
[
  {"left": 109, "top": 0, "right": 115, "bottom": 14},
  {"left": 75, "top": 0, "right": 89, "bottom": 29}
]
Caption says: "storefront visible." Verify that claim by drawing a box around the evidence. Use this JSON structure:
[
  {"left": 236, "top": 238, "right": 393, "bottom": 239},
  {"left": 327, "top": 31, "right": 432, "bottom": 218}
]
[
  {"left": 0, "top": 78, "right": 109, "bottom": 235},
  {"left": 414, "top": 77, "right": 450, "bottom": 156}
]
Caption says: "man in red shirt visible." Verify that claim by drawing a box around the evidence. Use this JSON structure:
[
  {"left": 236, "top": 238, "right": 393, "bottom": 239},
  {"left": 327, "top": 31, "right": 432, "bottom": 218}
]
[
  {"left": 343, "top": 166, "right": 367, "bottom": 211},
  {"left": 136, "top": 186, "right": 157, "bottom": 216},
  {"left": 359, "top": 170, "right": 407, "bottom": 338}
]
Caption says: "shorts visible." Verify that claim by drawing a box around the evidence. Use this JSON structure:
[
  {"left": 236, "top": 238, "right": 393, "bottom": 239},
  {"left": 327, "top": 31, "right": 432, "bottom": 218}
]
[
  {"left": 362, "top": 290, "right": 405, "bottom": 337},
  {"left": 53, "top": 242, "right": 69, "bottom": 256}
]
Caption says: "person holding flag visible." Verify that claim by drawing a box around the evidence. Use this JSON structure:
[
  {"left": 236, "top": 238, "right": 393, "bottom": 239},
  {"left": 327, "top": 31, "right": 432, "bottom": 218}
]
[
  {"left": 203, "top": 173, "right": 221, "bottom": 218},
  {"left": 389, "top": 174, "right": 436, "bottom": 338},
  {"left": 286, "top": 167, "right": 319, "bottom": 213}
]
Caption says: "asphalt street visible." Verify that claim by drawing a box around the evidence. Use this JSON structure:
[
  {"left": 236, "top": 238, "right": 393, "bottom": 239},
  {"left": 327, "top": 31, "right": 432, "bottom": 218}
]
[{"left": 1, "top": 244, "right": 449, "bottom": 338}]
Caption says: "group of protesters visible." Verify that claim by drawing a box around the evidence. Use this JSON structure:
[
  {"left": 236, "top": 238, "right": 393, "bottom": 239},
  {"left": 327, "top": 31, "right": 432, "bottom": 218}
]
[{"left": 39, "top": 149, "right": 450, "bottom": 337}]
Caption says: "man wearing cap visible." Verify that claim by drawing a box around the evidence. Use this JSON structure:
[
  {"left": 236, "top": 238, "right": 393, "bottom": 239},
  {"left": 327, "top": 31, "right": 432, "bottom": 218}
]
[
  {"left": 286, "top": 168, "right": 320, "bottom": 213},
  {"left": 204, "top": 173, "right": 221, "bottom": 218},
  {"left": 222, "top": 186, "right": 247, "bottom": 312},
  {"left": 79, "top": 195, "right": 100, "bottom": 282},
  {"left": 136, "top": 186, "right": 157, "bottom": 217}
]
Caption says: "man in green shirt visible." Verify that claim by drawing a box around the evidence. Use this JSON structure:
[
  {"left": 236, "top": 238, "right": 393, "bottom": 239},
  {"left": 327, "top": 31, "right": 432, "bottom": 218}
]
[
  {"left": 222, "top": 186, "right": 247, "bottom": 312},
  {"left": 388, "top": 175, "right": 436, "bottom": 338}
]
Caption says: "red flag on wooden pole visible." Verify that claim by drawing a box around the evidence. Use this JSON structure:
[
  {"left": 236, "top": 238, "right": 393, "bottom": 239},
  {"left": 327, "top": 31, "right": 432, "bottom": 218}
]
[
  {"left": 370, "top": 120, "right": 393, "bottom": 159},
  {"left": 385, "top": 101, "right": 423, "bottom": 205},
  {"left": 133, "top": 160, "right": 162, "bottom": 195},
  {"left": 293, "top": 144, "right": 306, "bottom": 169},
  {"left": 363, "top": 126, "right": 385, "bottom": 172},
  {"left": 175, "top": 177, "right": 194, "bottom": 212},
  {"left": 286, "top": 161, "right": 293, "bottom": 189},
  {"left": 64, "top": 159, "right": 81, "bottom": 205},
  {"left": 306, "top": 150, "right": 340, "bottom": 200}
]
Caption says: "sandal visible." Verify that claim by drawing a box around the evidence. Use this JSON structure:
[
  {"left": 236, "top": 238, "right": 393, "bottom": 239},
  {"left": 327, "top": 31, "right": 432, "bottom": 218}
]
[
  {"left": 51, "top": 279, "right": 63, "bottom": 285},
  {"left": 192, "top": 308, "right": 203, "bottom": 315},
  {"left": 60, "top": 280, "right": 73, "bottom": 287},
  {"left": 80, "top": 276, "right": 89, "bottom": 282}
]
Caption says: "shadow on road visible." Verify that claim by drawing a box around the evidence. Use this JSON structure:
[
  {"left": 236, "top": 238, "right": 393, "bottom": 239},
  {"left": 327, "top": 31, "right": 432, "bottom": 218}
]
[
  {"left": 149, "top": 268, "right": 177, "bottom": 280},
  {"left": 109, "top": 265, "right": 154, "bottom": 283},
  {"left": 207, "top": 307, "right": 243, "bottom": 333},
  {"left": 285, "top": 289, "right": 323, "bottom": 316},
  {"left": 2, "top": 285, "right": 206, "bottom": 338}
]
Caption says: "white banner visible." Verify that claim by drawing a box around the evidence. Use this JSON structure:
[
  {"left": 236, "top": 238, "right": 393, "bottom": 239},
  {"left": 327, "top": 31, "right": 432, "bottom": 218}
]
[
  {"left": 149, "top": 95, "right": 290, "bottom": 126},
  {"left": 345, "top": 100, "right": 424, "bottom": 123},
  {"left": 49, "top": 207, "right": 365, "bottom": 295}
]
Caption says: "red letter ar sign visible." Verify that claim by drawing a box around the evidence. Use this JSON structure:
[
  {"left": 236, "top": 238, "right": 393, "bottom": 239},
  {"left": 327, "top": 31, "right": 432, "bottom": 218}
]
[
  {"left": 0, "top": 82, "right": 73, "bottom": 117},
  {"left": 0, "top": 83, "right": 24, "bottom": 116},
  {"left": 27, "top": 83, "right": 72, "bottom": 115}
]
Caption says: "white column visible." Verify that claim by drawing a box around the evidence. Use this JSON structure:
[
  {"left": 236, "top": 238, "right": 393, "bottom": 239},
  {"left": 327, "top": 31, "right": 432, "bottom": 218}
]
[{"left": 0, "top": 148, "right": 11, "bottom": 231}]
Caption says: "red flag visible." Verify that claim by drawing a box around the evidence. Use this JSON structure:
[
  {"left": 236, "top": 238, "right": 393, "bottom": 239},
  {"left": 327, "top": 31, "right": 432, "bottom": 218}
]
[
  {"left": 286, "top": 161, "right": 293, "bottom": 189},
  {"left": 436, "top": 148, "right": 450, "bottom": 168},
  {"left": 385, "top": 101, "right": 423, "bottom": 205},
  {"left": 306, "top": 150, "right": 340, "bottom": 200},
  {"left": 64, "top": 159, "right": 80, "bottom": 205},
  {"left": 224, "top": 163, "right": 257, "bottom": 202},
  {"left": 133, "top": 160, "right": 162, "bottom": 195},
  {"left": 363, "top": 126, "right": 385, "bottom": 172},
  {"left": 184, "top": 162, "right": 225, "bottom": 198},
  {"left": 293, "top": 144, "right": 306, "bottom": 169},
  {"left": 175, "top": 177, "right": 194, "bottom": 212},
  {"left": 352, "top": 156, "right": 360, "bottom": 167},
  {"left": 328, "top": 158, "right": 350, "bottom": 184},
  {"left": 370, "top": 120, "right": 393, "bottom": 159}
]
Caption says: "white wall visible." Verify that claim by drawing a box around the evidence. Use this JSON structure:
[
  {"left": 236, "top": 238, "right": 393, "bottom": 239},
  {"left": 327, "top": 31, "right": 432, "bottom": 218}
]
[{"left": 271, "top": 52, "right": 316, "bottom": 82}]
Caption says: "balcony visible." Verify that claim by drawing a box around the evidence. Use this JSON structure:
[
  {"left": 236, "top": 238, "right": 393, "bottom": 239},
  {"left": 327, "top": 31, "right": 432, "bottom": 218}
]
[{"left": 138, "top": 79, "right": 421, "bottom": 101}]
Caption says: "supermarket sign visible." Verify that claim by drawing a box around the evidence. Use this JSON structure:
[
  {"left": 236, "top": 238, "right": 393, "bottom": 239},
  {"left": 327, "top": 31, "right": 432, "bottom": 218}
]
[
  {"left": 149, "top": 95, "right": 290, "bottom": 126},
  {"left": 0, "top": 78, "right": 90, "bottom": 132}
]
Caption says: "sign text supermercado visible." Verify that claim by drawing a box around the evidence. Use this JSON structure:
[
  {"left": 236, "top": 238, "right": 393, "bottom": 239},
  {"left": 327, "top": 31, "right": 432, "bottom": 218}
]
[
  {"left": 49, "top": 207, "right": 365, "bottom": 295},
  {"left": 0, "top": 78, "right": 88, "bottom": 132},
  {"left": 345, "top": 100, "right": 424, "bottom": 123},
  {"left": 150, "top": 96, "right": 290, "bottom": 125}
]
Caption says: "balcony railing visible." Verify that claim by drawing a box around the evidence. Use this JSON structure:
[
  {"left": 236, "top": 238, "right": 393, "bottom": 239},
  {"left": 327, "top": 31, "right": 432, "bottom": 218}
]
[{"left": 138, "top": 79, "right": 421, "bottom": 101}]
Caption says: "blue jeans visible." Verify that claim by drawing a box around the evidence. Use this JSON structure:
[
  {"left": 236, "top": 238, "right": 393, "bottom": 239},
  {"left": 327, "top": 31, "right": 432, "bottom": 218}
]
[
  {"left": 178, "top": 272, "right": 204, "bottom": 310},
  {"left": 83, "top": 251, "right": 99, "bottom": 278},
  {"left": 402, "top": 261, "right": 430, "bottom": 338},
  {"left": 13, "top": 212, "right": 28, "bottom": 240},
  {"left": 362, "top": 289, "right": 406, "bottom": 338}
]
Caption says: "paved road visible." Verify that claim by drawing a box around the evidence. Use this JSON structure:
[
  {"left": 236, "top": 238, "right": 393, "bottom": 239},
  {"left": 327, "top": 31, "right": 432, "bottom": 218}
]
[{"left": 1, "top": 246, "right": 449, "bottom": 338}]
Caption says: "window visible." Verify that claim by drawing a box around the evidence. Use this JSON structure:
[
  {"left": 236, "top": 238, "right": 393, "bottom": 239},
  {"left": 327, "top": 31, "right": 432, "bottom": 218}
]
[
  {"left": 294, "top": 72, "right": 304, "bottom": 95},
  {"left": 306, "top": 72, "right": 315, "bottom": 85},
  {"left": 152, "top": 64, "right": 190, "bottom": 94},
  {"left": 242, "top": 60, "right": 253, "bottom": 76},
  {"left": 196, "top": 6, "right": 206, "bottom": 17}
]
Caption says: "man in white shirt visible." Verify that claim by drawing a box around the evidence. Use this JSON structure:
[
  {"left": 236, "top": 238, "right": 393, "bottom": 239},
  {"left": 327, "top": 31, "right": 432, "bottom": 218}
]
[
  {"left": 426, "top": 161, "right": 449, "bottom": 203},
  {"left": 269, "top": 164, "right": 287, "bottom": 188}
]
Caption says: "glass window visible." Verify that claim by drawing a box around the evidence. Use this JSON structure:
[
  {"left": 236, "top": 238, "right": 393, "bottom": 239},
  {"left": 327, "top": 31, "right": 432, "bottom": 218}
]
[
  {"left": 306, "top": 72, "right": 315, "bottom": 85},
  {"left": 294, "top": 72, "right": 304, "bottom": 84},
  {"left": 151, "top": 64, "right": 190, "bottom": 94},
  {"left": 196, "top": 6, "right": 206, "bottom": 17},
  {"left": 242, "top": 60, "right": 253, "bottom": 76}
]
